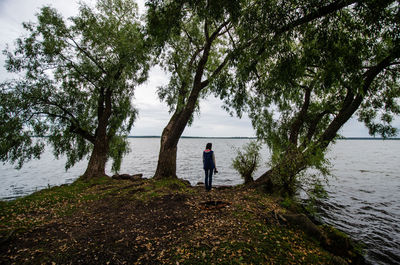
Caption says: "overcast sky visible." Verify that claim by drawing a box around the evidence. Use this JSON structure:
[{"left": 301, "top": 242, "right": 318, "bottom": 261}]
[{"left": 0, "top": 0, "right": 386, "bottom": 137}]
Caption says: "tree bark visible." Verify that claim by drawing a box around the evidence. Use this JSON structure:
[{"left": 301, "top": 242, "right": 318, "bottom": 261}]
[
  {"left": 154, "top": 118, "right": 179, "bottom": 179},
  {"left": 153, "top": 17, "right": 231, "bottom": 179},
  {"left": 153, "top": 95, "right": 199, "bottom": 179},
  {"left": 82, "top": 135, "right": 109, "bottom": 179},
  {"left": 244, "top": 175, "right": 254, "bottom": 185},
  {"left": 82, "top": 84, "right": 112, "bottom": 180}
]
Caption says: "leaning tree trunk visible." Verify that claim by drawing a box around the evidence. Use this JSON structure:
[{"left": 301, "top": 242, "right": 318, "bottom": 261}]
[
  {"left": 153, "top": 23, "right": 225, "bottom": 179},
  {"left": 254, "top": 149, "right": 308, "bottom": 196},
  {"left": 253, "top": 51, "right": 397, "bottom": 195},
  {"left": 154, "top": 88, "right": 201, "bottom": 179},
  {"left": 153, "top": 109, "right": 192, "bottom": 179},
  {"left": 82, "top": 135, "right": 109, "bottom": 180},
  {"left": 154, "top": 121, "right": 179, "bottom": 179}
]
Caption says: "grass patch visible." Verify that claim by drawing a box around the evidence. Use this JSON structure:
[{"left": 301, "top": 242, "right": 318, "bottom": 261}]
[
  {"left": 1, "top": 177, "right": 357, "bottom": 264},
  {"left": 127, "top": 178, "right": 192, "bottom": 201},
  {"left": 169, "top": 188, "right": 335, "bottom": 265},
  {"left": 0, "top": 176, "right": 116, "bottom": 236},
  {"left": 172, "top": 223, "right": 333, "bottom": 265}
]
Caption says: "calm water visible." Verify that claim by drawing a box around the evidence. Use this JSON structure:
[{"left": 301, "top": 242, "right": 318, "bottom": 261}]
[{"left": 0, "top": 138, "right": 399, "bottom": 264}]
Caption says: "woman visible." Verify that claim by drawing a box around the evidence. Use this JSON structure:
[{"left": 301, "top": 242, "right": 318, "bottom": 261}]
[{"left": 203, "top": 143, "right": 217, "bottom": 191}]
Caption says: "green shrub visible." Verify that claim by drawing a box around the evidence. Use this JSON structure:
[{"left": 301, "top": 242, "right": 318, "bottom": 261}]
[{"left": 232, "top": 141, "right": 262, "bottom": 184}]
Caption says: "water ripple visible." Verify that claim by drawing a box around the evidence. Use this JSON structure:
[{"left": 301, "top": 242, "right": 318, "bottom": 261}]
[{"left": 0, "top": 138, "right": 399, "bottom": 265}]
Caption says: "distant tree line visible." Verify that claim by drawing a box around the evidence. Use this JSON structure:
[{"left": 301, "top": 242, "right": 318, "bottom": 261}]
[{"left": 1, "top": 0, "right": 399, "bottom": 196}]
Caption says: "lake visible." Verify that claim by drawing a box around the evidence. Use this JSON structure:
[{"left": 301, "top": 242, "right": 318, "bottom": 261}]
[{"left": 0, "top": 138, "right": 399, "bottom": 264}]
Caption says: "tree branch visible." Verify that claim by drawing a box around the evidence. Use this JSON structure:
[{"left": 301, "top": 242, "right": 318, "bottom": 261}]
[
  {"left": 200, "top": 52, "right": 231, "bottom": 89},
  {"left": 28, "top": 111, "right": 95, "bottom": 143},
  {"left": 301, "top": 110, "right": 330, "bottom": 149},
  {"left": 67, "top": 37, "right": 108, "bottom": 76},
  {"left": 250, "top": 0, "right": 358, "bottom": 72},
  {"left": 289, "top": 86, "right": 311, "bottom": 145},
  {"left": 209, "top": 20, "right": 231, "bottom": 43},
  {"left": 59, "top": 54, "right": 101, "bottom": 91},
  {"left": 278, "top": 0, "right": 358, "bottom": 35},
  {"left": 226, "top": 25, "right": 238, "bottom": 49},
  {"left": 182, "top": 25, "right": 195, "bottom": 45},
  {"left": 40, "top": 98, "right": 80, "bottom": 125},
  {"left": 188, "top": 46, "right": 205, "bottom": 70},
  {"left": 319, "top": 49, "right": 400, "bottom": 147}
]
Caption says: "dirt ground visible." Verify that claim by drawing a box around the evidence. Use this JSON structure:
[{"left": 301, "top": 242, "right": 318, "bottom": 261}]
[{"left": 0, "top": 179, "right": 344, "bottom": 264}]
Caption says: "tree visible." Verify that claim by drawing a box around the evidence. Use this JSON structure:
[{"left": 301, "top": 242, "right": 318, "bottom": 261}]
[
  {"left": 0, "top": 0, "right": 150, "bottom": 179},
  {"left": 146, "top": 0, "right": 240, "bottom": 179},
  {"left": 232, "top": 141, "right": 262, "bottom": 184},
  {"left": 240, "top": 0, "right": 400, "bottom": 195}
]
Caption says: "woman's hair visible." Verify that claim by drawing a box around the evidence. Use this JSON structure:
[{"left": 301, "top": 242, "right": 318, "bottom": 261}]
[{"left": 206, "top": 143, "right": 212, "bottom": 150}]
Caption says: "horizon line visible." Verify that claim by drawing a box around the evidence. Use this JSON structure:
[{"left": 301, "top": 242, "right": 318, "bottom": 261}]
[{"left": 128, "top": 136, "right": 400, "bottom": 140}]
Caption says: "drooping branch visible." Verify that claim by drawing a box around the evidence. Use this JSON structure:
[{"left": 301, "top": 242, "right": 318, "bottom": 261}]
[
  {"left": 28, "top": 110, "right": 96, "bottom": 143},
  {"left": 28, "top": 111, "right": 69, "bottom": 123},
  {"left": 40, "top": 98, "right": 80, "bottom": 125},
  {"left": 68, "top": 123, "right": 96, "bottom": 143}
]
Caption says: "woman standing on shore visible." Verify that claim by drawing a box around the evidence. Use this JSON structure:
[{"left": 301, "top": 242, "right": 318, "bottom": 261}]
[{"left": 203, "top": 143, "right": 217, "bottom": 191}]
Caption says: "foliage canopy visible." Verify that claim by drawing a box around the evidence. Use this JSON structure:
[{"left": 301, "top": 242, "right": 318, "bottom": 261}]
[
  {"left": 0, "top": 0, "right": 150, "bottom": 174},
  {"left": 235, "top": 0, "right": 400, "bottom": 195}
]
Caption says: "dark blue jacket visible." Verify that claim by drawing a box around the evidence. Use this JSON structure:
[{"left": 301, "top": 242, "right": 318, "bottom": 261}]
[{"left": 203, "top": 150, "right": 215, "bottom": 169}]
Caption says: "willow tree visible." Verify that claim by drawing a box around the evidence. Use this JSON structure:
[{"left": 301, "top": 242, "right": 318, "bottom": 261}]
[
  {"left": 240, "top": 0, "right": 400, "bottom": 195},
  {"left": 146, "top": 0, "right": 240, "bottom": 179},
  {"left": 0, "top": 0, "right": 149, "bottom": 179}
]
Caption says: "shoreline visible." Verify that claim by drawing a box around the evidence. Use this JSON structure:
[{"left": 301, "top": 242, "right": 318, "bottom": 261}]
[{"left": 0, "top": 176, "right": 365, "bottom": 264}]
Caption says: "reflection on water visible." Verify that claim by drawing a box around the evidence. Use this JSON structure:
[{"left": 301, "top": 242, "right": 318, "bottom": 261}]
[{"left": 0, "top": 139, "right": 399, "bottom": 264}]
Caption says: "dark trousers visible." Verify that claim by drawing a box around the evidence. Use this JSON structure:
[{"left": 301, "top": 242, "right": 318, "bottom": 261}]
[{"left": 204, "top": 169, "right": 213, "bottom": 191}]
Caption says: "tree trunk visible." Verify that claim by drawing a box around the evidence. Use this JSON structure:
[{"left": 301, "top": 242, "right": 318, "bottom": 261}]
[
  {"left": 154, "top": 82, "right": 204, "bottom": 179},
  {"left": 153, "top": 114, "right": 183, "bottom": 179},
  {"left": 81, "top": 81, "right": 112, "bottom": 180},
  {"left": 154, "top": 139, "right": 177, "bottom": 179},
  {"left": 254, "top": 149, "right": 308, "bottom": 196},
  {"left": 82, "top": 136, "right": 109, "bottom": 179},
  {"left": 252, "top": 168, "right": 275, "bottom": 192},
  {"left": 244, "top": 175, "right": 254, "bottom": 185},
  {"left": 153, "top": 18, "right": 232, "bottom": 179}
]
